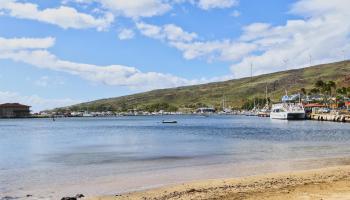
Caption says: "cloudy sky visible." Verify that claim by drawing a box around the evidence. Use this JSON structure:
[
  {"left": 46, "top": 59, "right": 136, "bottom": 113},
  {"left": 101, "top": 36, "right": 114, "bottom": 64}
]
[{"left": 0, "top": 0, "right": 349, "bottom": 111}]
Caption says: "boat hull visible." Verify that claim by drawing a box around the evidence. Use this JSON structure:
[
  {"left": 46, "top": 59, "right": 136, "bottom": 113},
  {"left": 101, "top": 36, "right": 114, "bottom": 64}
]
[{"left": 270, "top": 112, "right": 305, "bottom": 120}]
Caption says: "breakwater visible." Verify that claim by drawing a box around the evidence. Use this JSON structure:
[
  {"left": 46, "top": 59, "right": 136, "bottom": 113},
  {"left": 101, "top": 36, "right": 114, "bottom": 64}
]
[{"left": 309, "top": 113, "right": 350, "bottom": 123}]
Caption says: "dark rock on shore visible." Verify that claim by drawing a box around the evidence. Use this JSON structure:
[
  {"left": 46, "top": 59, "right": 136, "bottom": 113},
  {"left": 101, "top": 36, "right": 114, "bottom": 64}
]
[
  {"left": 75, "top": 194, "right": 84, "bottom": 198},
  {"left": 61, "top": 198, "right": 77, "bottom": 200},
  {"left": 61, "top": 194, "right": 85, "bottom": 200}
]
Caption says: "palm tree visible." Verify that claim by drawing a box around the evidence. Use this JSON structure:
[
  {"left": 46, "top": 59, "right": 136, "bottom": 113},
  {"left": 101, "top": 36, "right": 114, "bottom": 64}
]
[
  {"left": 327, "top": 81, "right": 336, "bottom": 96},
  {"left": 315, "top": 80, "right": 325, "bottom": 89},
  {"left": 310, "top": 88, "right": 320, "bottom": 94},
  {"left": 336, "top": 87, "right": 347, "bottom": 96}
]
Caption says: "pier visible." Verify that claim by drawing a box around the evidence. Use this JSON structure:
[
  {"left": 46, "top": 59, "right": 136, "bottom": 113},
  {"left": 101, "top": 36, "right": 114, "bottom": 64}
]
[{"left": 309, "top": 112, "right": 350, "bottom": 123}]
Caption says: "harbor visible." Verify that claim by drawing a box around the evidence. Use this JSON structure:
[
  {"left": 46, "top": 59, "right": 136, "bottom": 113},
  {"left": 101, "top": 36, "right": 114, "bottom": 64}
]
[
  {"left": 2, "top": 0, "right": 350, "bottom": 199},
  {"left": 2, "top": 115, "right": 350, "bottom": 200}
]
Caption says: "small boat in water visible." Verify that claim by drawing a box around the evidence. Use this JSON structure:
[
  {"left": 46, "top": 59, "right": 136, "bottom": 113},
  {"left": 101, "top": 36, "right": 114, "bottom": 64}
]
[
  {"left": 257, "top": 109, "right": 270, "bottom": 117},
  {"left": 162, "top": 120, "right": 178, "bottom": 124}
]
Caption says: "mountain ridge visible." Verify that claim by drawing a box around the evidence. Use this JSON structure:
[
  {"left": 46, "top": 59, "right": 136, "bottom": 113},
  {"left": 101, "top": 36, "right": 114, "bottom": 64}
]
[{"left": 57, "top": 61, "right": 350, "bottom": 112}]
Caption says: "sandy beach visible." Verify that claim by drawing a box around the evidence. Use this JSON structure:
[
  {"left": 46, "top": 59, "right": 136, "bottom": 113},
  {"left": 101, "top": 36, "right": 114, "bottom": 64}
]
[{"left": 89, "top": 166, "right": 350, "bottom": 200}]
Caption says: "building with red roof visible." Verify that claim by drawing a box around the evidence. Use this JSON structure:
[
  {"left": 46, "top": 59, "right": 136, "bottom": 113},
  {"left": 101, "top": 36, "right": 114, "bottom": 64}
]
[{"left": 346, "top": 102, "right": 350, "bottom": 110}]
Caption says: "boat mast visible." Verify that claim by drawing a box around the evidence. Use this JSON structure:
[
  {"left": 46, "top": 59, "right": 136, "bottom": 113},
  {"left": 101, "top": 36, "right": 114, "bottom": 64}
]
[
  {"left": 222, "top": 95, "right": 225, "bottom": 111},
  {"left": 265, "top": 83, "right": 268, "bottom": 106}
]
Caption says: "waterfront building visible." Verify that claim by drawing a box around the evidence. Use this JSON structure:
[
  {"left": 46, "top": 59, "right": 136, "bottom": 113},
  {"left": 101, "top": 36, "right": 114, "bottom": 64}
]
[
  {"left": 346, "top": 102, "right": 350, "bottom": 110},
  {"left": 0, "top": 103, "right": 31, "bottom": 118},
  {"left": 196, "top": 107, "right": 216, "bottom": 114}
]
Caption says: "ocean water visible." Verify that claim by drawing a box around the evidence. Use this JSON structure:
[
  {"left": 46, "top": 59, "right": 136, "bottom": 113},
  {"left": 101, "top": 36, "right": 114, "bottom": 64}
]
[{"left": 1, "top": 115, "right": 350, "bottom": 199}]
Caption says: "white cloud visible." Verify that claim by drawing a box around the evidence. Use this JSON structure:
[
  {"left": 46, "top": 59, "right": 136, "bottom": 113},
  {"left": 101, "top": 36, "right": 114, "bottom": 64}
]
[
  {"left": 196, "top": 0, "right": 239, "bottom": 10},
  {"left": 230, "top": 0, "right": 350, "bottom": 77},
  {"left": 136, "top": 22, "right": 256, "bottom": 62},
  {"left": 65, "top": 0, "right": 238, "bottom": 20},
  {"left": 171, "top": 40, "right": 257, "bottom": 62},
  {"left": 0, "top": 36, "right": 230, "bottom": 91},
  {"left": 137, "top": 22, "right": 198, "bottom": 42},
  {"left": 136, "top": 0, "right": 350, "bottom": 79},
  {"left": 0, "top": 49, "right": 194, "bottom": 90},
  {"left": 0, "top": 0, "right": 114, "bottom": 30},
  {"left": 290, "top": 0, "right": 349, "bottom": 17},
  {"left": 73, "top": 0, "right": 171, "bottom": 18},
  {"left": 0, "top": 91, "right": 80, "bottom": 112},
  {"left": 0, "top": 37, "right": 55, "bottom": 51},
  {"left": 175, "top": 0, "right": 239, "bottom": 10},
  {"left": 117, "top": 28, "right": 135, "bottom": 40}
]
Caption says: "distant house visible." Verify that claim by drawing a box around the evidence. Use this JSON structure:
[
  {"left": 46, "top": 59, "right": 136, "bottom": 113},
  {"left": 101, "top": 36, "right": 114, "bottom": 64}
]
[
  {"left": 0, "top": 103, "right": 31, "bottom": 118},
  {"left": 346, "top": 102, "right": 350, "bottom": 110},
  {"left": 305, "top": 94, "right": 324, "bottom": 103},
  {"left": 304, "top": 103, "right": 327, "bottom": 114},
  {"left": 196, "top": 107, "right": 216, "bottom": 114}
]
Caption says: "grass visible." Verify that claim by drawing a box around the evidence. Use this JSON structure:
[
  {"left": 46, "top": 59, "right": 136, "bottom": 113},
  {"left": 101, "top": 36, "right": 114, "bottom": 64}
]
[{"left": 58, "top": 61, "right": 350, "bottom": 112}]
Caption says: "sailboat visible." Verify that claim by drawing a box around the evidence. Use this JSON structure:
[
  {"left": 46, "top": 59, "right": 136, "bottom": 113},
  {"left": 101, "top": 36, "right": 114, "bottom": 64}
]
[
  {"left": 258, "top": 85, "right": 271, "bottom": 117},
  {"left": 220, "top": 95, "right": 232, "bottom": 114}
]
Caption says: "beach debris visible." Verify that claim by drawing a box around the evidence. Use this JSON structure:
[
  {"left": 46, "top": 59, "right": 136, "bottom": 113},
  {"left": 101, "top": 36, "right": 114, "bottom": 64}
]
[
  {"left": 61, "top": 197, "right": 77, "bottom": 200},
  {"left": 75, "top": 194, "right": 84, "bottom": 198},
  {"left": 61, "top": 194, "right": 85, "bottom": 200},
  {"left": 25, "top": 194, "right": 33, "bottom": 198}
]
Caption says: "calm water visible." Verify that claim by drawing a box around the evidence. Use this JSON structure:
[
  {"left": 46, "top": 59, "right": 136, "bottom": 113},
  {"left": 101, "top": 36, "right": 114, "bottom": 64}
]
[{"left": 1, "top": 115, "right": 350, "bottom": 199}]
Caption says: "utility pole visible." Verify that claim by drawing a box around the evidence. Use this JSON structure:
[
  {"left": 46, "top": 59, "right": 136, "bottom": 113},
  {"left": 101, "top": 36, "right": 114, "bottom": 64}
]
[
  {"left": 250, "top": 63, "right": 253, "bottom": 83},
  {"left": 309, "top": 54, "right": 312, "bottom": 66},
  {"left": 283, "top": 59, "right": 289, "bottom": 69}
]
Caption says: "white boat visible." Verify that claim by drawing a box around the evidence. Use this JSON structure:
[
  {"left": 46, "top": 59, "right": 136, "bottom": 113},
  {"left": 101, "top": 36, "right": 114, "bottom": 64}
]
[
  {"left": 257, "top": 106, "right": 270, "bottom": 117},
  {"left": 270, "top": 103, "right": 305, "bottom": 120},
  {"left": 82, "top": 111, "right": 93, "bottom": 117},
  {"left": 270, "top": 93, "right": 305, "bottom": 120}
]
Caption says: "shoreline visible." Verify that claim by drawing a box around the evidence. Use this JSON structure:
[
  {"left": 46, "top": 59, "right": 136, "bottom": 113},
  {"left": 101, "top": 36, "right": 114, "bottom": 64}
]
[{"left": 89, "top": 165, "right": 350, "bottom": 200}]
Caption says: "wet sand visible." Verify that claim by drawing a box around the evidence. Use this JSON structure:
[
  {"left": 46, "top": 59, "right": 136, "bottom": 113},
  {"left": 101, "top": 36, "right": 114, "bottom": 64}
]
[{"left": 89, "top": 166, "right": 350, "bottom": 200}]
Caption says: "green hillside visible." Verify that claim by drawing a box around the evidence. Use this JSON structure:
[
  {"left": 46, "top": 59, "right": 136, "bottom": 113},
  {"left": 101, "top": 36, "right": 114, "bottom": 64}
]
[{"left": 60, "top": 61, "right": 350, "bottom": 112}]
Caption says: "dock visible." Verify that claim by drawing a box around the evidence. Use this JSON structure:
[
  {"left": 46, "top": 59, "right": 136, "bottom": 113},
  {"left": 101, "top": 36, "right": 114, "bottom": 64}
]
[{"left": 309, "top": 112, "right": 350, "bottom": 123}]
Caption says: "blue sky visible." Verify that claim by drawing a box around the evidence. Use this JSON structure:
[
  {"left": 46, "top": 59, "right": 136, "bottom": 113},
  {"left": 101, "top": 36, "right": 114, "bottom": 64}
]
[{"left": 0, "top": 0, "right": 349, "bottom": 111}]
